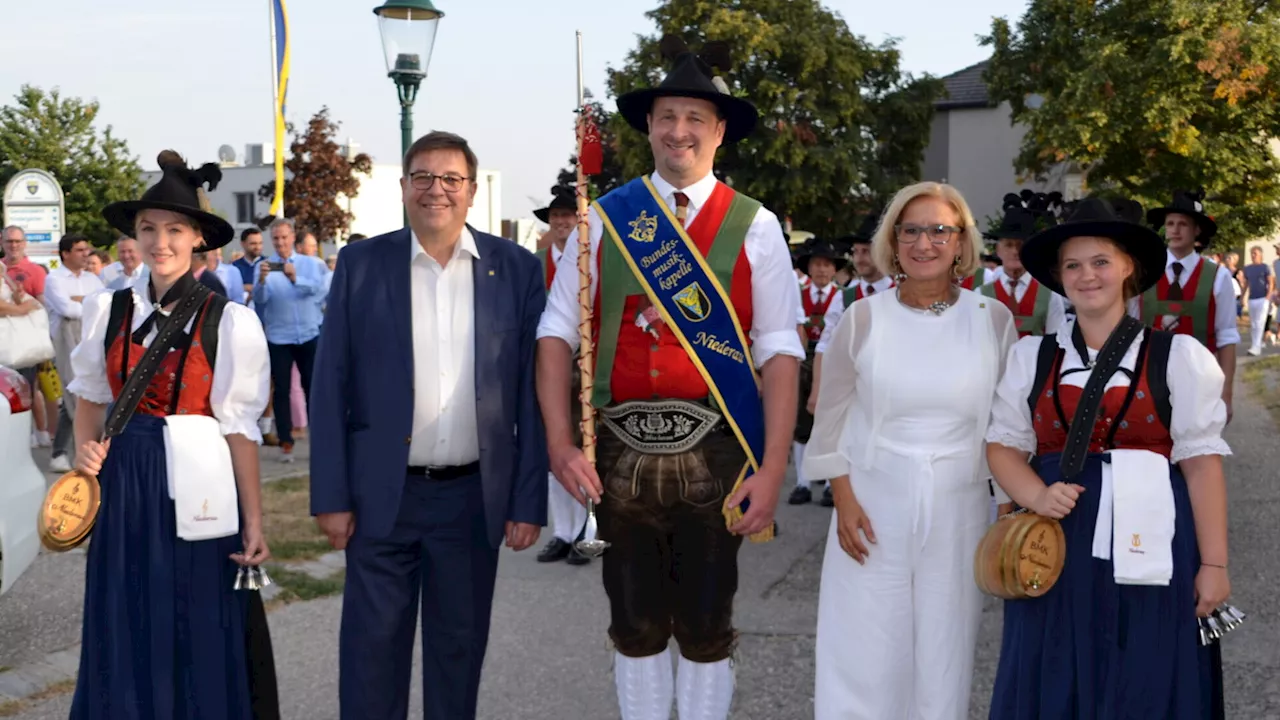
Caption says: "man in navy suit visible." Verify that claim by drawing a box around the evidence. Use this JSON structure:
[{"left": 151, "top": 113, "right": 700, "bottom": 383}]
[{"left": 309, "top": 130, "right": 548, "bottom": 720}]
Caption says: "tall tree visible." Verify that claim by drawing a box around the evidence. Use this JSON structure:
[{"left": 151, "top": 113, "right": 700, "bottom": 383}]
[
  {"left": 606, "top": 0, "right": 943, "bottom": 235},
  {"left": 983, "top": 0, "right": 1280, "bottom": 246},
  {"left": 258, "top": 107, "right": 372, "bottom": 241},
  {"left": 550, "top": 89, "right": 626, "bottom": 202},
  {"left": 0, "top": 85, "right": 144, "bottom": 246}
]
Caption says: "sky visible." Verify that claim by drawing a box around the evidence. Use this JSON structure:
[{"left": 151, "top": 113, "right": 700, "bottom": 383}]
[{"left": 0, "top": 0, "right": 1029, "bottom": 225}]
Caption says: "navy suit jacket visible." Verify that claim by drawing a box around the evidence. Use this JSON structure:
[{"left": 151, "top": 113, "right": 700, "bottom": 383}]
[{"left": 308, "top": 226, "right": 549, "bottom": 548}]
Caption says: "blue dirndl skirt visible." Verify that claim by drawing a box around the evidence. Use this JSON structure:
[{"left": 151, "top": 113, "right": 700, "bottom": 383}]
[
  {"left": 990, "top": 452, "right": 1219, "bottom": 719},
  {"left": 70, "top": 414, "right": 253, "bottom": 720}
]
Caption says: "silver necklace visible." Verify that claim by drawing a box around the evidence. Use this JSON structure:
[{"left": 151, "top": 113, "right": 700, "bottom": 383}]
[{"left": 896, "top": 287, "right": 959, "bottom": 316}]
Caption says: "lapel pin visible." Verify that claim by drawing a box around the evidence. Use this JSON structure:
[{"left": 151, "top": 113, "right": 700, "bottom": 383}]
[{"left": 488, "top": 270, "right": 495, "bottom": 276}]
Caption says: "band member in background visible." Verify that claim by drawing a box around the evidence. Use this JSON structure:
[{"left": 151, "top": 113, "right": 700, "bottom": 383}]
[
  {"left": 1137, "top": 189, "right": 1238, "bottom": 421},
  {"left": 532, "top": 189, "right": 590, "bottom": 566},
  {"left": 789, "top": 237, "right": 846, "bottom": 507},
  {"left": 980, "top": 204, "right": 1067, "bottom": 338},
  {"left": 536, "top": 36, "right": 802, "bottom": 720},
  {"left": 986, "top": 196, "right": 1230, "bottom": 718},
  {"left": 838, "top": 212, "right": 896, "bottom": 307}
]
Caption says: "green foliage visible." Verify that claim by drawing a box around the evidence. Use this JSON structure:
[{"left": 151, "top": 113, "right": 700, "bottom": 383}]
[
  {"left": 604, "top": 0, "right": 943, "bottom": 235},
  {"left": 258, "top": 107, "right": 373, "bottom": 241},
  {"left": 0, "top": 85, "right": 144, "bottom": 246},
  {"left": 983, "top": 0, "right": 1280, "bottom": 246}
]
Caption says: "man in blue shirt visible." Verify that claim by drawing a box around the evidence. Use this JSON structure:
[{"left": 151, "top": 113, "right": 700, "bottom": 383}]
[
  {"left": 254, "top": 217, "right": 326, "bottom": 461},
  {"left": 233, "top": 227, "right": 266, "bottom": 304}
]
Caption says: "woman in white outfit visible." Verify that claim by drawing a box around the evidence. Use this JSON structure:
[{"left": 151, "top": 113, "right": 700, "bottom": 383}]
[{"left": 804, "top": 182, "right": 1018, "bottom": 719}]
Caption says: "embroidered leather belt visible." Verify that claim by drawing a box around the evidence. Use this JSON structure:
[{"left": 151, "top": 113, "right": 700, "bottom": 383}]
[{"left": 599, "top": 399, "right": 724, "bottom": 455}]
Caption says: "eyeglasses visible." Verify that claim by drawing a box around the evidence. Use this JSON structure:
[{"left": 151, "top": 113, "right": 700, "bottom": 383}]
[
  {"left": 407, "top": 172, "right": 472, "bottom": 192},
  {"left": 895, "top": 223, "right": 962, "bottom": 246}
]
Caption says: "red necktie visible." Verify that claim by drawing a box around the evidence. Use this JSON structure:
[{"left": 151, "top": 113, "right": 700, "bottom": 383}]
[{"left": 674, "top": 192, "right": 689, "bottom": 225}]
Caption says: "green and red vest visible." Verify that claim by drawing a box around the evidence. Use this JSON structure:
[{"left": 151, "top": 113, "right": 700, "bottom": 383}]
[
  {"left": 959, "top": 266, "right": 993, "bottom": 290},
  {"left": 1139, "top": 257, "right": 1220, "bottom": 353},
  {"left": 590, "top": 181, "right": 759, "bottom": 406},
  {"left": 841, "top": 277, "right": 895, "bottom": 307},
  {"left": 535, "top": 245, "right": 560, "bottom": 292},
  {"left": 980, "top": 276, "right": 1051, "bottom": 337},
  {"left": 802, "top": 283, "right": 839, "bottom": 345}
]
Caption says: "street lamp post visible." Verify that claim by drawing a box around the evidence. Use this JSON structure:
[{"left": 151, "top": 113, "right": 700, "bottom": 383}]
[{"left": 374, "top": 0, "right": 444, "bottom": 226}]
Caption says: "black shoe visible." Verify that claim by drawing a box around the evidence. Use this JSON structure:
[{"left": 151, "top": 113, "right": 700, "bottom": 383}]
[
  {"left": 820, "top": 486, "right": 835, "bottom": 507},
  {"left": 565, "top": 546, "right": 591, "bottom": 566},
  {"left": 788, "top": 486, "right": 812, "bottom": 505},
  {"left": 536, "top": 538, "right": 571, "bottom": 563}
]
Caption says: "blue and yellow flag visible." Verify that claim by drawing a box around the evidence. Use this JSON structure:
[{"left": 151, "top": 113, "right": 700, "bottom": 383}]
[{"left": 269, "top": 0, "right": 290, "bottom": 216}]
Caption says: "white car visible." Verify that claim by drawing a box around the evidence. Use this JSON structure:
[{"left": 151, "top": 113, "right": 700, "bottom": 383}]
[{"left": 0, "top": 365, "right": 46, "bottom": 595}]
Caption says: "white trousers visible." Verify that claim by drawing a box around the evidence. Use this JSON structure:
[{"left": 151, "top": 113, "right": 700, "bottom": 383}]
[
  {"left": 1249, "top": 298, "right": 1271, "bottom": 352},
  {"left": 814, "top": 443, "right": 986, "bottom": 720},
  {"left": 548, "top": 472, "right": 586, "bottom": 543}
]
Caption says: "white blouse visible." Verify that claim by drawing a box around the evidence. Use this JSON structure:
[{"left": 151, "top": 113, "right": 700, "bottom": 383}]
[
  {"left": 804, "top": 289, "right": 1019, "bottom": 481},
  {"left": 66, "top": 276, "right": 271, "bottom": 443},
  {"left": 985, "top": 318, "right": 1231, "bottom": 464}
]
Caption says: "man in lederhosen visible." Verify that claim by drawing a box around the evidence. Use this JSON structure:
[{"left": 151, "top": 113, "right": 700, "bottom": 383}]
[
  {"left": 533, "top": 190, "right": 590, "bottom": 566},
  {"left": 536, "top": 35, "right": 802, "bottom": 720},
  {"left": 978, "top": 202, "right": 1067, "bottom": 338},
  {"left": 787, "top": 237, "right": 845, "bottom": 507},
  {"left": 1136, "top": 189, "right": 1239, "bottom": 421}
]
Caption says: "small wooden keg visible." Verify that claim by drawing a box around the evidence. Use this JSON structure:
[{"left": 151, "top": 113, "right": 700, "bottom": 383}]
[
  {"left": 974, "top": 511, "right": 1065, "bottom": 599},
  {"left": 38, "top": 471, "right": 101, "bottom": 552}
]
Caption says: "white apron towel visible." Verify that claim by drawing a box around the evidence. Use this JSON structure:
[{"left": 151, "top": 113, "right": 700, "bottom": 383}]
[
  {"left": 1091, "top": 448, "right": 1175, "bottom": 586},
  {"left": 164, "top": 415, "right": 239, "bottom": 541}
]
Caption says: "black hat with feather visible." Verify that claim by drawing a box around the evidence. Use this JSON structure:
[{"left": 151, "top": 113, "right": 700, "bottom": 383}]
[
  {"left": 1146, "top": 188, "right": 1217, "bottom": 241},
  {"left": 616, "top": 35, "right": 758, "bottom": 144},
  {"left": 103, "top": 150, "right": 235, "bottom": 251}
]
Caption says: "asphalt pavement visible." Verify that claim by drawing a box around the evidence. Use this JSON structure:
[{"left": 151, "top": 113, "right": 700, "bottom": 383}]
[{"left": 3, "top": 368, "right": 1279, "bottom": 718}]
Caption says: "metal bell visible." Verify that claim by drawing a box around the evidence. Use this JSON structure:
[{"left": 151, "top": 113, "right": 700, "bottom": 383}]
[
  {"left": 256, "top": 566, "right": 273, "bottom": 588},
  {"left": 233, "top": 566, "right": 245, "bottom": 591}
]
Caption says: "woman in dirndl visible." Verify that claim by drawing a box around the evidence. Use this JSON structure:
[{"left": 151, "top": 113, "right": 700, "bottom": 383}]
[
  {"left": 985, "top": 196, "right": 1231, "bottom": 718},
  {"left": 65, "top": 150, "right": 275, "bottom": 719}
]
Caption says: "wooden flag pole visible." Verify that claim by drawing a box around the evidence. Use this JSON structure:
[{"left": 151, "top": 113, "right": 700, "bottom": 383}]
[{"left": 574, "top": 30, "right": 596, "bottom": 467}]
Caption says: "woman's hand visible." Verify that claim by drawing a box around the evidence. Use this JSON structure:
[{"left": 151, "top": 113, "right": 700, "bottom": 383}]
[
  {"left": 1194, "top": 566, "right": 1231, "bottom": 618},
  {"left": 230, "top": 523, "right": 271, "bottom": 566},
  {"left": 1029, "top": 482, "right": 1085, "bottom": 519},
  {"left": 833, "top": 488, "right": 876, "bottom": 564},
  {"left": 75, "top": 439, "right": 111, "bottom": 477}
]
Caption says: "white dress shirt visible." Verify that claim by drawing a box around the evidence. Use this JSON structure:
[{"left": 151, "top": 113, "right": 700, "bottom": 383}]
[
  {"left": 1125, "top": 249, "right": 1240, "bottom": 349},
  {"left": 67, "top": 274, "right": 270, "bottom": 441},
  {"left": 43, "top": 265, "right": 105, "bottom": 338},
  {"left": 994, "top": 272, "right": 1067, "bottom": 336},
  {"left": 409, "top": 228, "right": 480, "bottom": 466},
  {"left": 537, "top": 171, "right": 805, "bottom": 368},
  {"left": 986, "top": 319, "right": 1231, "bottom": 464}
]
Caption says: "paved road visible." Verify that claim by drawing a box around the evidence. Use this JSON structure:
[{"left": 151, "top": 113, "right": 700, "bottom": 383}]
[{"left": 4, "top": 371, "right": 1279, "bottom": 718}]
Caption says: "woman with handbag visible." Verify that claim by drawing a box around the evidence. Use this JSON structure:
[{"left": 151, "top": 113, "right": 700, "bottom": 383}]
[
  {"left": 985, "top": 196, "right": 1231, "bottom": 718},
  {"left": 804, "top": 182, "right": 1018, "bottom": 718},
  {"left": 64, "top": 151, "right": 276, "bottom": 719}
]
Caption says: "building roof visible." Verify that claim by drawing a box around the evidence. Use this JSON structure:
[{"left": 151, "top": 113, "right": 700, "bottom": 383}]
[{"left": 934, "top": 60, "right": 993, "bottom": 110}]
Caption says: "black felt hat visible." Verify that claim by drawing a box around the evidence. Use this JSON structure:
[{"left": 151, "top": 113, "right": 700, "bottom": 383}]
[
  {"left": 1146, "top": 188, "right": 1217, "bottom": 241},
  {"left": 616, "top": 35, "right": 758, "bottom": 144},
  {"left": 795, "top": 238, "right": 848, "bottom": 272},
  {"left": 984, "top": 206, "right": 1039, "bottom": 242},
  {"left": 1021, "top": 195, "right": 1166, "bottom": 296},
  {"left": 102, "top": 150, "right": 234, "bottom": 251},
  {"left": 534, "top": 190, "right": 576, "bottom": 223},
  {"left": 841, "top": 211, "right": 882, "bottom": 246}
]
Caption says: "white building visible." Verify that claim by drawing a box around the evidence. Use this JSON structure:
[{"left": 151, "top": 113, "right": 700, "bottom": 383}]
[
  {"left": 140, "top": 143, "right": 502, "bottom": 254},
  {"left": 920, "top": 61, "right": 1081, "bottom": 230}
]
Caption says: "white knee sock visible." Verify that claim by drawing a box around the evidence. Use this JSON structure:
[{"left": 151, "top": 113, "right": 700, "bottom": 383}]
[
  {"left": 614, "top": 649, "right": 674, "bottom": 720},
  {"left": 676, "top": 656, "right": 734, "bottom": 720},
  {"left": 793, "top": 441, "right": 807, "bottom": 488}
]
